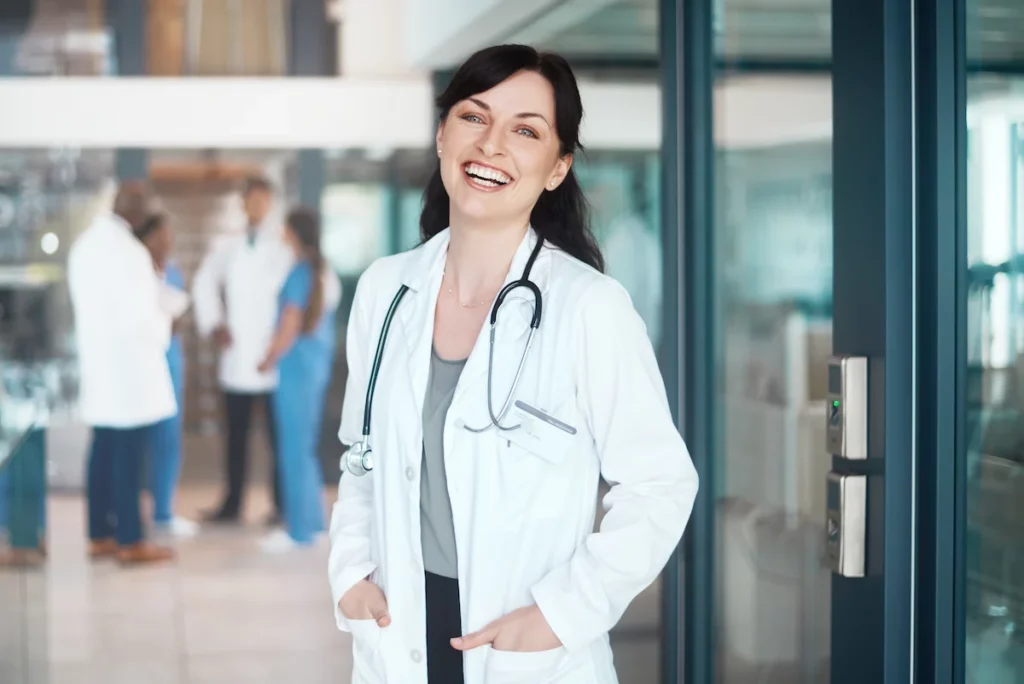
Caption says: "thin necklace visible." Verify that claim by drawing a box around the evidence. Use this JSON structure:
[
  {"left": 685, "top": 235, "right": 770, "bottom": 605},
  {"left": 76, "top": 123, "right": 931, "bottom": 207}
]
[{"left": 442, "top": 271, "right": 494, "bottom": 309}]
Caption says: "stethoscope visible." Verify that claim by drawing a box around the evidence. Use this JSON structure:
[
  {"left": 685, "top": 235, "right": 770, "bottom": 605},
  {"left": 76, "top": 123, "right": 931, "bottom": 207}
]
[{"left": 343, "top": 239, "right": 544, "bottom": 477}]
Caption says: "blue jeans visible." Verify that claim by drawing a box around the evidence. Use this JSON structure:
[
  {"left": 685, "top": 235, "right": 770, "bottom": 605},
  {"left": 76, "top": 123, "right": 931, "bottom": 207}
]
[{"left": 88, "top": 425, "right": 151, "bottom": 546}]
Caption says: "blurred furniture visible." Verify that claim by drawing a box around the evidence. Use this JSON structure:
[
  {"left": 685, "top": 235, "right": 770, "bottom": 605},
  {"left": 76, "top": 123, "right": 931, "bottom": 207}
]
[{"left": 0, "top": 426, "right": 47, "bottom": 553}]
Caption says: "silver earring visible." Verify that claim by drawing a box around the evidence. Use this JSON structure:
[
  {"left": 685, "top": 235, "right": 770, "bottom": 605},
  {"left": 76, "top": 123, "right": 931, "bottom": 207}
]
[{"left": 438, "top": 148, "right": 443, "bottom": 157}]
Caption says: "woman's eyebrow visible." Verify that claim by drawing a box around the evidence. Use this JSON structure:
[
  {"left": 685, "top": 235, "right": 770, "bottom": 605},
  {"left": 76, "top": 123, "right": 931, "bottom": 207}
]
[{"left": 467, "top": 97, "right": 551, "bottom": 126}]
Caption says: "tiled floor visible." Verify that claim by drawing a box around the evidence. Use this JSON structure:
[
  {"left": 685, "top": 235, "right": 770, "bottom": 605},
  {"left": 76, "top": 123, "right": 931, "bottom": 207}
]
[
  {"left": 2, "top": 487, "right": 352, "bottom": 684},
  {"left": 0, "top": 434, "right": 663, "bottom": 684}
]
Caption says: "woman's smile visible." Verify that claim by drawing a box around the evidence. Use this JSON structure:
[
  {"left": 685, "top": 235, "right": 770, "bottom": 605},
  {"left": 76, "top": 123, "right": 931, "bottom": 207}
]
[{"left": 462, "top": 161, "right": 515, "bottom": 192}]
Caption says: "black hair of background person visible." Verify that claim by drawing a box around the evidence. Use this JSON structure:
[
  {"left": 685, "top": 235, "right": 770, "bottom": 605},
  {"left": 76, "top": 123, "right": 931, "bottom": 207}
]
[
  {"left": 419, "top": 44, "right": 605, "bottom": 274},
  {"left": 285, "top": 207, "right": 326, "bottom": 335},
  {"left": 134, "top": 213, "right": 165, "bottom": 242}
]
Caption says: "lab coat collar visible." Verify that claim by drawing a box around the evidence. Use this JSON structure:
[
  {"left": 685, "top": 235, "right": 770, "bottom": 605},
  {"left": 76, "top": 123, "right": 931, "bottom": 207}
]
[
  {"left": 398, "top": 225, "right": 552, "bottom": 296},
  {"left": 245, "top": 217, "right": 283, "bottom": 245},
  {"left": 397, "top": 225, "right": 552, "bottom": 421}
]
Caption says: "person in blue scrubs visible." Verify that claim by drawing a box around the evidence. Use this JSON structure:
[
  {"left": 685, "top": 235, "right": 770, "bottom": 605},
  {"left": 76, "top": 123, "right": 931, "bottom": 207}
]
[
  {"left": 134, "top": 214, "right": 197, "bottom": 537},
  {"left": 257, "top": 207, "right": 337, "bottom": 549}
]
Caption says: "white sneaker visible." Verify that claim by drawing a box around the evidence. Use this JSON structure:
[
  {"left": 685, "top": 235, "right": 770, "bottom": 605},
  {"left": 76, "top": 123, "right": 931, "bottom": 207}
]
[
  {"left": 259, "top": 529, "right": 298, "bottom": 553},
  {"left": 153, "top": 516, "right": 199, "bottom": 539}
]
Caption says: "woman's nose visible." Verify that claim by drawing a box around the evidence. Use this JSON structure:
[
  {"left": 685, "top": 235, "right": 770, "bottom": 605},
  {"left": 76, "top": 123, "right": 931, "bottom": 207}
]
[{"left": 479, "top": 129, "right": 504, "bottom": 157}]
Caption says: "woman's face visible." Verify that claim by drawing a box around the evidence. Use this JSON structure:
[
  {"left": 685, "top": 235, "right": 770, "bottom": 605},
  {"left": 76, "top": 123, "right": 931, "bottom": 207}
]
[{"left": 436, "top": 70, "right": 572, "bottom": 229}]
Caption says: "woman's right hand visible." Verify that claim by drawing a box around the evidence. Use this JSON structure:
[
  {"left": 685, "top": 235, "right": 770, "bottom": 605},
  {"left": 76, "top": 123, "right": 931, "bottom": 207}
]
[{"left": 339, "top": 579, "right": 391, "bottom": 627}]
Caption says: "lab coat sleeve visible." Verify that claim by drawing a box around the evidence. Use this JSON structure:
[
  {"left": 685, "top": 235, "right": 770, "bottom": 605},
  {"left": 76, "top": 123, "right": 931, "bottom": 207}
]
[
  {"left": 529, "top": 278, "right": 699, "bottom": 653},
  {"left": 191, "top": 239, "right": 231, "bottom": 338},
  {"left": 114, "top": 243, "right": 172, "bottom": 352},
  {"left": 328, "top": 267, "right": 378, "bottom": 632}
]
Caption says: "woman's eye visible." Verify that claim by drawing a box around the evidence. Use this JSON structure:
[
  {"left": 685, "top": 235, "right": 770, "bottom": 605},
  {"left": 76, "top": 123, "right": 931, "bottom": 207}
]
[
  {"left": 462, "top": 114, "right": 483, "bottom": 124},
  {"left": 516, "top": 127, "right": 538, "bottom": 139}
]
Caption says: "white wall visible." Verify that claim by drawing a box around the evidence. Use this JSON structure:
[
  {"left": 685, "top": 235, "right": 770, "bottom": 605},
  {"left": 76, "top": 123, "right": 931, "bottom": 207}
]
[
  {"left": 0, "top": 77, "right": 434, "bottom": 148},
  {"left": 0, "top": 75, "right": 836, "bottom": 151}
]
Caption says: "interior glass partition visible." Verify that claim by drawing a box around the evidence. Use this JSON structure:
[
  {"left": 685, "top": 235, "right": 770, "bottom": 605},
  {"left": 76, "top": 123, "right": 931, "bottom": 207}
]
[
  {"left": 961, "top": 1, "right": 1024, "bottom": 679},
  {"left": 712, "top": 1, "right": 833, "bottom": 682},
  {"left": 0, "top": 146, "right": 114, "bottom": 684}
]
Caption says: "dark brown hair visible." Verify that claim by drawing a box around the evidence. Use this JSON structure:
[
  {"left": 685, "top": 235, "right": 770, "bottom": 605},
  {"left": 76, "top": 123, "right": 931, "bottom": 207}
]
[{"left": 286, "top": 207, "right": 325, "bottom": 334}]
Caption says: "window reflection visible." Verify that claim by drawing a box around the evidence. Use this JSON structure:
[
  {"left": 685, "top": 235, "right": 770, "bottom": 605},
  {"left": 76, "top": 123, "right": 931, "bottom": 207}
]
[
  {"left": 577, "top": 152, "right": 662, "bottom": 346},
  {"left": 713, "top": 5, "right": 833, "bottom": 680},
  {"left": 963, "top": 29, "right": 1024, "bottom": 676}
]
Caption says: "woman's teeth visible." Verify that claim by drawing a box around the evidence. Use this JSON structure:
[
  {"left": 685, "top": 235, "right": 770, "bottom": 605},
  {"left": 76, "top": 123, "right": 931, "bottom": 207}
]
[{"left": 464, "top": 163, "right": 511, "bottom": 186}]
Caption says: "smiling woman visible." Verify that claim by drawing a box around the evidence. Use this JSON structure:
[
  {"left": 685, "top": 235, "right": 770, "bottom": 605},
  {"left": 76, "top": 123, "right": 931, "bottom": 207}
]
[
  {"left": 328, "top": 43, "right": 698, "bottom": 684},
  {"left": 420, "top": 44, "right": 603, "bottom": 278}
]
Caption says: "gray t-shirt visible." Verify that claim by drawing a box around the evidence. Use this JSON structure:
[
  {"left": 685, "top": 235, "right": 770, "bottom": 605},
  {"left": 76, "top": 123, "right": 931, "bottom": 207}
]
[{"left": 420, "top": 346, "right": 466, "bottom": 579}]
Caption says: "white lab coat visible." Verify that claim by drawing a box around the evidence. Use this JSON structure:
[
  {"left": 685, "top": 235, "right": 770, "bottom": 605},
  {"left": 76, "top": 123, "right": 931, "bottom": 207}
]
[
  {"left": 192, "top": 222, "right": 293, "bottom": 394},
  {"left": 328, "top": 228, "right": 699, "bottom": 684},
  {"left": 67, "top": 213, "right": 177, "bottom": 428}
]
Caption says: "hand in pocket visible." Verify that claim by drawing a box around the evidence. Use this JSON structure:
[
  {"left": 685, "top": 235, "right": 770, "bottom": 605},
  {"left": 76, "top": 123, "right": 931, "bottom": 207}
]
[
  {"left": 451, "top": 604, "right": 561, "bottom": 653},
  {"left": 339, "top": 579, "right": 391, "bottom": 627}
]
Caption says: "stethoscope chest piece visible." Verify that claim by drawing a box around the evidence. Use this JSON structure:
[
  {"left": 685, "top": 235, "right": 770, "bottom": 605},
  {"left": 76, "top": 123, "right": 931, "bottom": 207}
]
[{"left": 344, "top": 441, "right": 374, "bottom": 477}]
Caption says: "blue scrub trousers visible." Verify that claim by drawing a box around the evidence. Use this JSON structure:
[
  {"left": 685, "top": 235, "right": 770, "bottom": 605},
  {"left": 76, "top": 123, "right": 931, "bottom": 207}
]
[
  {"left": 272, "top": 353, "right": 327, "bottom": 545},
  {"left": 147, "top": 342, "right": 184, "bottom": 523},
  {"left": 88, "top": 426, "right": 150, "bottom": 546}
]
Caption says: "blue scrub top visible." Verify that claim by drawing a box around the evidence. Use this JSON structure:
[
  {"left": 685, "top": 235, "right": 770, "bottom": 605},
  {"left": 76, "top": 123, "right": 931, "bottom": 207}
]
[
  {"left": 278, "top": 261, "right": 337, "bottom": 378},
  {"left": 164, "top": 262, "right": 185, "bottom": 378}
]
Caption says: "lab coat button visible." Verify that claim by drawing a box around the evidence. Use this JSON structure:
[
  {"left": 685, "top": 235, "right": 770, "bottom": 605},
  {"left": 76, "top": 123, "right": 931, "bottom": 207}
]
[
  {"left": 405, "top": 467, "right": 415, "bottom": 481},
  {"left": 410, "top": 649, "right": 423, "bottom": 663}
]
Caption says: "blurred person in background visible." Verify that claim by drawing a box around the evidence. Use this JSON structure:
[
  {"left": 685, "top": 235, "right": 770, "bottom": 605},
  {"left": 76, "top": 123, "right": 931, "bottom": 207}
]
[
  {"left": 257, "top": 207, "right": 341, "bottom": 552},
  {"left": 192, "top": 176, "right": 293, "bottom": 525},
  {"left": 133, "top": 213, "right": 198, "bottom": 538},
  {"left": 67, "top": 181, "right": 176, "bottom": 565}
]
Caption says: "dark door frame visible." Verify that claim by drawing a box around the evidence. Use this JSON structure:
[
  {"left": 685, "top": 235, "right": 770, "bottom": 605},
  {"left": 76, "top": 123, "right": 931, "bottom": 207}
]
[{"left": 916, "top": 0, "right": 967, "bottom": 682}]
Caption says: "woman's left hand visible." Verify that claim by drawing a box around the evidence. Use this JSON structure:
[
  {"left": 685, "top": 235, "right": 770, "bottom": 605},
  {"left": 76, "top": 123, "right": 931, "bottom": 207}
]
[
  {"left": 256, "top": 357, "right": 273, "bottom": 373},
  {"left": 450, "top": 604, "right": 562, "bottom": 653}
]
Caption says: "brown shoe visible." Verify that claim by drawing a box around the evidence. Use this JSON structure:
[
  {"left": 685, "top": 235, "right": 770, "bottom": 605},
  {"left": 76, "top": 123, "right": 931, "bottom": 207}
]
[
  {"left": 0, "top": 548, "right": 45, "bottom": 568},
  {"left": 116, "top": 542, "right": 175, "bottom": 565},
  {"left": 89, "top": 538, "right": 119, "bottom": 558}
]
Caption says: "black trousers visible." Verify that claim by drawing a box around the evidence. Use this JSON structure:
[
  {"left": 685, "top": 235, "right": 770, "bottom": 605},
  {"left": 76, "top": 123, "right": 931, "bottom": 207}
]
[
  {"left": 219, "top": 391, "right": 280, "bottom": 516},
  {"left": 425, "top": 571, "right": 465, "bottom": 684}
]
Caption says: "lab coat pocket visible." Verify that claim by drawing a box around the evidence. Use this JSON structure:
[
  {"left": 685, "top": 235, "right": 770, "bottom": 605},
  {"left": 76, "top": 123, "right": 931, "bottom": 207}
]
[
  {"left": 484, "top": 645, "right": 566, "bottom": 683},
  {"left": 496, "top": 396, "right": 579, "bottom": 520},
  {"left": 349, "top": 619, "right": 385, "bottom": 684}
]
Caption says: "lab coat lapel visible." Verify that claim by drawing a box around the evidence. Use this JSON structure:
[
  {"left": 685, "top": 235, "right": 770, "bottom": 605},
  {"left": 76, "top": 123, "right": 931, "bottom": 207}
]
[{"left": 397, "top": 232, "right": 449, "bottom": 413}]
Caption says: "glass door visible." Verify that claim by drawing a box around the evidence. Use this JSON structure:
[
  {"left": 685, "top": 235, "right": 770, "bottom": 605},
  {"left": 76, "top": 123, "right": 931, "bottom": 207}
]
[{"left": 960, "top": 1, "right": 1024, "bottom": 680}]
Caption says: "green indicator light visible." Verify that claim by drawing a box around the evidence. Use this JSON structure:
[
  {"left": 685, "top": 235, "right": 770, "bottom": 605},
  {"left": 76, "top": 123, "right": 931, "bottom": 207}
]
[{"left": 832, "top": 400, "right": 840, "bottom": 407}]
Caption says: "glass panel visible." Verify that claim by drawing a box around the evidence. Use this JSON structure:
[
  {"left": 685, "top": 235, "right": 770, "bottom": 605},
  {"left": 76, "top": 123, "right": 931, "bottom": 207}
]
[
  {"left": 0, "top": 147, "right": 112, "bottom": 682},
  {"left": 576, "top": 152, "right": 663, "bottom": 349},
  {"left": 714, "top": 2, "right": 833, "bottom": 682},
  {"left": 964, "top": 1, "right": 1024, "bottom": 680},
  {"left": 575, "top": 152, "right": 664, "bottom": 684}
]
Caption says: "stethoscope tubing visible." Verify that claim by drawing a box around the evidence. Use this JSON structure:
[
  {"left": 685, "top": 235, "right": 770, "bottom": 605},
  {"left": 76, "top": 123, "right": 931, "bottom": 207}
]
[{"left": 349, "top": 237, "right": 544, "bottom": 474}]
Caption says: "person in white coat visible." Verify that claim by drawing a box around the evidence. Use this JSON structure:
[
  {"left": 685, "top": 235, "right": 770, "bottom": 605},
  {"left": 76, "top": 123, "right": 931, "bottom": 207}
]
[
  {"left": 192, "top": 176, "right": 293, "bottom": 524},
  {"left": 328, "top": 45, "right": 699, "bottom": 684},
  {"left": 67, "top": 181, "right": 176, "bottom": 565}
]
